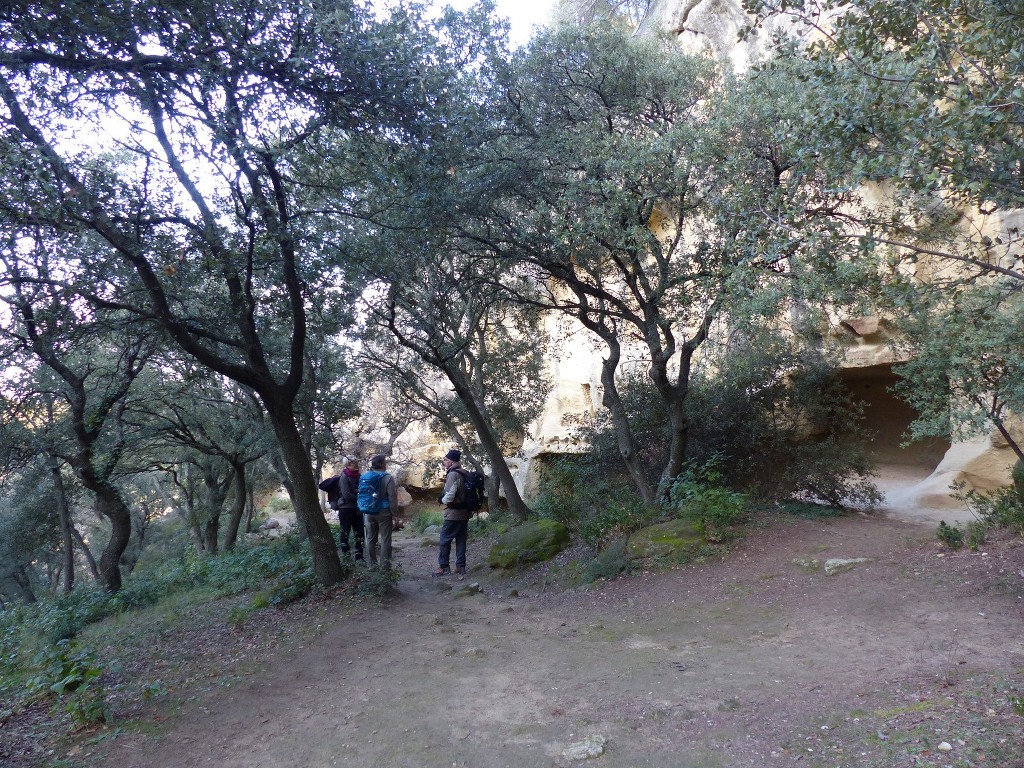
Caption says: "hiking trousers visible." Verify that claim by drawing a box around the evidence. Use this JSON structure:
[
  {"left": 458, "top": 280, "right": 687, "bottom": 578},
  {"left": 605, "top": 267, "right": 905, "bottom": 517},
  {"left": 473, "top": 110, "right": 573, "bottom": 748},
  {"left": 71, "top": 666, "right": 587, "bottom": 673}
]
[
  {"left": 364, "top": 512, "right": 393, "bottom": 568},
  {"left": 337, "top": 508, "right": 364, "bottom": 560},
  {"left": 438, "top": 518, "right": 468, "bottom": 570}
]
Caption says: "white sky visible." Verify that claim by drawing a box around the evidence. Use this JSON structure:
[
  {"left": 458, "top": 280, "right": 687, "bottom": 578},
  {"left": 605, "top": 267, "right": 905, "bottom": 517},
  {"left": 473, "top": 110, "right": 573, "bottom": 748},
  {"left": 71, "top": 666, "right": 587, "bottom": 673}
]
[{"left": 443, "top": 0, "right": 559, "bottom": 47}]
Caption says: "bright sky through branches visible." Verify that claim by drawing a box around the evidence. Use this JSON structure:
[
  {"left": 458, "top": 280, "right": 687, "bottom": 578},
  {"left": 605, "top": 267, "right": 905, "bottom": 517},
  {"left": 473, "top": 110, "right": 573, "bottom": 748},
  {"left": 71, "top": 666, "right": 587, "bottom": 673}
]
[{"left": 444, "top": 0, "right": 558, "bottom": 46}]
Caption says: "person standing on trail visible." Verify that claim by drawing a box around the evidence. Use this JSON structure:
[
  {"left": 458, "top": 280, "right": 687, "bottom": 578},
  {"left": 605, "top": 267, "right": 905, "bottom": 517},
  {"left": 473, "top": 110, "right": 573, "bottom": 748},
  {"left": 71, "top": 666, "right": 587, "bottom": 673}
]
[
  {"left": 320, "top": 457, "right": 364, "bottom": 562},
  {"left": 434, "top": 449, "right": 470, "bottom": 578},
  {"left": 359, "top": 454, "right": 398, "bottom": 569}
]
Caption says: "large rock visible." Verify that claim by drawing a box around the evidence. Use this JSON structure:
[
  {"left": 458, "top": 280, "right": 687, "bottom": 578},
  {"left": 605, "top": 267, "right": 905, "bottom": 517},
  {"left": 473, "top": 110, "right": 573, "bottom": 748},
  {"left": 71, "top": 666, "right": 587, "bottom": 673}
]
[
  {"left": 626, "top": 518, "right": 704, "bottom": 560},
  {"left": 487, "top": 520, "right": 570, "bottom": 569}
]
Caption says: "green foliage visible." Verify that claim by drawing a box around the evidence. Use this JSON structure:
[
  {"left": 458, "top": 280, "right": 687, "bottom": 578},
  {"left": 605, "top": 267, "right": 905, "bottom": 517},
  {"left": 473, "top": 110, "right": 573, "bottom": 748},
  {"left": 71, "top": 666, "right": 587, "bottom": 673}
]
[
  {"left": 965, "top": 520, "right": 987, "bottom": 552},
  {"left": 759, "top": 0, "right": 1024, "bottom": 212},
  {"left": 263, "top": 495, "right": 293, "bottom": 518},
  {"left": 1012, "top": 694, "right": 1024, "bottom": 718},
  {"left": 0, "top": 460, "right": 64, "bottom": 602},
  {"left": 26, "top": 640, "right": 110, "bottom": 728},
  {"left": 669, "top": 460, "right": 748, "bottom": 542},
  {"left": 226, "top": 604, "right": 252, "bottom": 631},
  {"left": 532, "top": 454, "right": 662, "bottom": 547},
  {"left": 895, "top": 286, "right": 1024, "bottom": 459},
  {"left": 411, "top": 509, "right": 444, "bottom": 533},
  {"left": 771, "top": 500, "right": 846, "bottom": 520},
  {"left": 952, "top": 480, "right": 1024, "bottom": 537},
  {"left": 1013, "top": 461, "right": 1024, "bottom": 496},
  {"left": 0, "top": 531, "right": 320, "bottom": 684},
  {"left": 743, "top": 0, "right": 1024, "bottom": 483},
  {"left": 350, "top": 563, "right": 401, "bottom": 600},
  {"left": 936, "top": 521, "right": 964, "bottom": 551},
  {"left": 688, "top": 331, "right": 882, "bottom": 509},
  {"left": 583, "top": 538, "right": 632, "bottom": 583}
]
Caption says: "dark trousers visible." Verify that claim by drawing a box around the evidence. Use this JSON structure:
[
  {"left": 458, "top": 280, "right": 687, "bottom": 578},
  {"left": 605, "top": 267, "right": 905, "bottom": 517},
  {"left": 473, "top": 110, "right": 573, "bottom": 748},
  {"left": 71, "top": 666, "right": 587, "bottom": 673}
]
[
  {"left": 337, "top": 508, "right": 364, "bottom": 560},
  {"left": 438, "top": 519, "right": 469, "bottom": 569}
]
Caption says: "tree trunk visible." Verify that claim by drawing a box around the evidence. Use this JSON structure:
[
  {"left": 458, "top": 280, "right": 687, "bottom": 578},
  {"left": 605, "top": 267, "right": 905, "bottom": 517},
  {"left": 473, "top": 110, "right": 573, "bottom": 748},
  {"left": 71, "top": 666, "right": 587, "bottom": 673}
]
[
  {"left": 49, "top": 456, "right": 75, "bottom": 595},
  {"left": 200, "top": 465, "right": 234, "bottom": 555},
  {"left": 244, "top": 476, "right": 256, "bottom": 534},
  {"left": 71, "top": 525, "right": 101, "bottom": 581},
  {"left": 652, "top": 349, "right": 694, "bottom": 501},
  {"left": 9, "top": 566, "right": 36, "bottom": 603},
  {"left": 222, "top": 463, "right": 247, "bottom": 551},
  {"left": 93, "top": 484, "right": 133, "bottom": 592},
  {"left": 265, "top": 404, "right": 343, "bottom": 586},
  {"left": 449, "top": 373, "right": 531, "bottom": 521},
  {"left": 599, "top": 342, "right": 655, "bottom": 504}
]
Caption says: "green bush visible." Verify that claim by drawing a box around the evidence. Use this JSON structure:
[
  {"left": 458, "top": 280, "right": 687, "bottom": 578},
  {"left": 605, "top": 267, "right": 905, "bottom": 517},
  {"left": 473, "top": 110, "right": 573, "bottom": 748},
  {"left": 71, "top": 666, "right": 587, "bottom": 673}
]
[
  {"left": 583, "top": 538, "right": 632, "bottom": 582},
  {"left": 965, "top": 520, "right": 988, "bottom": 551},
  {"left": 532, "top": 454, "right": 662, "bottom": 547},
  {"left": 669, "top": 460, "right": 747, "bottom": 542},
  {"left": 687, "top": 330, "right": 882, "bottom": 509},
  {"left": 952, "top": 479, "right": 1024, "bottom": 537},
  {"left": 771, "top": 500, "right": 846, "bottom": 520},
  {"left": 0, "top": 530, "right": 319, "bottom": 674},
  {"left": 350, "top": 563, "right": 401, "bottom": 599},
  {"left": 26, "top": 639, "right": 110, "bottom": 728},
  {"left": 937, "top": 521, "right": 965, "bottom": 550}
]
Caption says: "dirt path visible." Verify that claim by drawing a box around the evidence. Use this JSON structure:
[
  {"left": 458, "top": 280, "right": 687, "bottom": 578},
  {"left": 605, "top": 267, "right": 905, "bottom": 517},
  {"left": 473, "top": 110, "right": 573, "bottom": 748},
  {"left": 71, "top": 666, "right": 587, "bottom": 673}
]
[{"left": 84, "top": 515, "right": 1024, "bottom": 768}]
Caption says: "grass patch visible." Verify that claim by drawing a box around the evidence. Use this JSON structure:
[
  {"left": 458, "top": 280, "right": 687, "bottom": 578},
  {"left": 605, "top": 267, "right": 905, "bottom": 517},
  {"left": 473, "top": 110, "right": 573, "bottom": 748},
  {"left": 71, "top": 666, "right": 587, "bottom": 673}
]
[{"left": 790, "top": 673, "right": 1024, "bottom": 768}]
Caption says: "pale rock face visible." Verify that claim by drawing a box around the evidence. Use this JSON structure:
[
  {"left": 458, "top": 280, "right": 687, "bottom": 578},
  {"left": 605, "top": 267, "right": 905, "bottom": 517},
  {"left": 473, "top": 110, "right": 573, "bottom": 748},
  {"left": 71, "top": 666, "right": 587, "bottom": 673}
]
[{"left": 638, "top": 0, "right": 809, "bottom": 72}]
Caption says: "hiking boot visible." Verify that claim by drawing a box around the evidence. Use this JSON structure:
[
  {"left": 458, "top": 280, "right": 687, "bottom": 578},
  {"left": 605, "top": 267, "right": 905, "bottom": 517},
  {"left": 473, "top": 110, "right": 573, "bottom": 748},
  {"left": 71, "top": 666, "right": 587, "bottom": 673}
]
[
  {"left": 432, "top": 567, "right": 451, "bottom": 577},
  {"left": 454, "top": 566, "right": 466, "bottom": 575}
]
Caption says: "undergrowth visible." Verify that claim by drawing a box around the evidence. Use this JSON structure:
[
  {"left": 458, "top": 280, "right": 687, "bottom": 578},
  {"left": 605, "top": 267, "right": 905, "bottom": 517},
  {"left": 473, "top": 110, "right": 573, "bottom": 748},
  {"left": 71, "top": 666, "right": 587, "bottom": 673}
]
[{"left": 0, "top": 531, "right": 328, "bottom": 730}]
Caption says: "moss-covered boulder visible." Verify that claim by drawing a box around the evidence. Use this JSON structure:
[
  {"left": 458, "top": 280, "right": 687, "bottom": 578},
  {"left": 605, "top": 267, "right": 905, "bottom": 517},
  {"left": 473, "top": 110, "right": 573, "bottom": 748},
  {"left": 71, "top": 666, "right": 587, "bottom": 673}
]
[
  {"left": 626, "top": 518, "right": 704, "bottom": 560},
  {"left": 487, "top": 520, "right": 570, "bottom": 569}
]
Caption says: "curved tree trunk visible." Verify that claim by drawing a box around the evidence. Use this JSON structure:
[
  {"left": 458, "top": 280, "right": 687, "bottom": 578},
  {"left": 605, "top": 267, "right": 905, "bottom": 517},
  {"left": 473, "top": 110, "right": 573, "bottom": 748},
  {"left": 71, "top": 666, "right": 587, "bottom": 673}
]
[
  {"left": 92, "top": 483, "right": 133, "bottom": 593},
  {"left": 222, "top": 463, "right": 247, "bottom": 551},
  {"left": 449, "top": 373, "right": 531, "bottom": 521},
  {"left": 265, "top": 403, "right": 343, "bottom": 586},
  {"left": 598, "top": 341, "right": 655, "bottom": 504},
  {"left": 49, "top": 456, "right": 75, "bottom": 595}
]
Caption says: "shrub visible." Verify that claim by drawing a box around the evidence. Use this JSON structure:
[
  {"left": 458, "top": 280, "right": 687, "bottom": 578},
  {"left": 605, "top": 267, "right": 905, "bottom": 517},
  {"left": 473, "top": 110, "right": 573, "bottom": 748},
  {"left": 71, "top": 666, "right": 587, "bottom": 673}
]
[
  {"left": 937, "top": 520, "right": 965, "bottom": 550},
  {"left": 411, "top": 510, "right": 444, "bottom": 533},
  {"left": 583, "top": 538, "right": 632, "bottom": 582},
  {"left": 26, "top": 639, "right": 110, "bottom": 728},
  {"left": 532, "top": 454, "right": 662, "bottom": 548},
  {"left": 0, "top": 530, "right": 319, "bottom": 672},
  {"left": 669, "top": 459, "right": 748, "bottom": 542},
  {"left": 965, "top": 520, "right": 988, "bottom": 551},
  {"left": 952, "top": 479, "right": 1024, "bottom": 536},
  {"left": 687, "top": 329, "right": 882, "bottom": 509},
  {"left": 350, "top": 563, "right": 401, "bottom": 599}
]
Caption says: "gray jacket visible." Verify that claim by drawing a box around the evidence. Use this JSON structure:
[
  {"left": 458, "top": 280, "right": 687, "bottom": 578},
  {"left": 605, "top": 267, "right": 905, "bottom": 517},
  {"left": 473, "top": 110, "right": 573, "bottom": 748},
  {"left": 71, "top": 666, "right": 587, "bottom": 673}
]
[{"left": 441, "top": 467, "right": 471, "bottom": 521}]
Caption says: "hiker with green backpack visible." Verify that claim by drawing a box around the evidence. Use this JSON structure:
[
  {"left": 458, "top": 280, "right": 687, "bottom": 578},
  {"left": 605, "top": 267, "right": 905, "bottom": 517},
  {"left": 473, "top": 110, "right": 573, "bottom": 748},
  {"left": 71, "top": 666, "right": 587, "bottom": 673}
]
[{"left": 358, "top": 454, "right": 398, "bottom": 569}]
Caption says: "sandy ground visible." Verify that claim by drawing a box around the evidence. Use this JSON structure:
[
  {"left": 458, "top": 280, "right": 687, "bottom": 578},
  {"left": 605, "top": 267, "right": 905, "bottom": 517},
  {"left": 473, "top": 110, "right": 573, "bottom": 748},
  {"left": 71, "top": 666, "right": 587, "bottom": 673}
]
[{"left": 77, "top": 507, "right": 1024, "bottom": 768}]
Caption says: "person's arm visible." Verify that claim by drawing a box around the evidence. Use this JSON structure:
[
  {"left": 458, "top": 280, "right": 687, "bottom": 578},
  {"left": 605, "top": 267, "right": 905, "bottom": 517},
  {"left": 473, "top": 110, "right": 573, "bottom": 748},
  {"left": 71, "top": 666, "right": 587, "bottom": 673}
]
[
  {"left": 386, "top": 474, "right": 398, "bottom": 511},
  {"left": 441, "top": 469, "right": 461, "bottom": 506},
  {"left": 338, "top": 475, "right": 355, "bottom": 506}
]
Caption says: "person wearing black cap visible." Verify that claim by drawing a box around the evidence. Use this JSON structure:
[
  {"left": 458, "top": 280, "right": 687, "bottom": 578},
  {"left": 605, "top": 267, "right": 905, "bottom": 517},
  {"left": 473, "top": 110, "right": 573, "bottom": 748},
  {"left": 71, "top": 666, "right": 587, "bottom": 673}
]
[{"left": 434, "top": 449, "right": 469, "bottom": 577}]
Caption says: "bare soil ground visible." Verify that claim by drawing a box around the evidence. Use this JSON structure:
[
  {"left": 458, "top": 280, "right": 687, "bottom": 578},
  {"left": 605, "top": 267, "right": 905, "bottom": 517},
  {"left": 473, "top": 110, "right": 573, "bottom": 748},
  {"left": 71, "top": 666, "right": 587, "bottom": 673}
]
[{"left": 16, "top": 512, "right": 1024, "bottom": 768}]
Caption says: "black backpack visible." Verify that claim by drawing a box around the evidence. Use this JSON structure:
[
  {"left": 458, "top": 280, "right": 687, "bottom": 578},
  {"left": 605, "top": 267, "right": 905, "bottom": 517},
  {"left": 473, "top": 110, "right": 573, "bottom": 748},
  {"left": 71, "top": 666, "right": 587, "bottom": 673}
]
[{"left": 456, "top": 469, "right": 486, "bottom": 513}]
